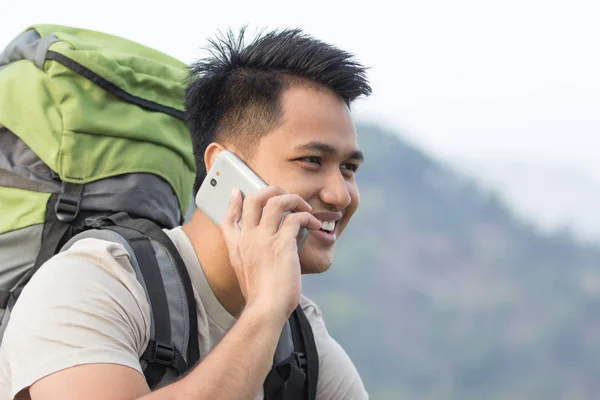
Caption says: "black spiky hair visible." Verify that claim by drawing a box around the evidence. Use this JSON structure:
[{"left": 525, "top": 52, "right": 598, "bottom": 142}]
[{"left": 185, "top": 26, "right": 372, "bottom": 193}]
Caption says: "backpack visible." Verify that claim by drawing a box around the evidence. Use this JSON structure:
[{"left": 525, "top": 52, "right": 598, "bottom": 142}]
[{"left": 0, "top": 24, "right": 318, "bottom": 398}]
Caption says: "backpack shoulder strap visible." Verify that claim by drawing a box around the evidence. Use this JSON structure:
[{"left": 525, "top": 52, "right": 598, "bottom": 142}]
[
  {"left": 0, "top": 182, "right": 83, "bottom": 342},
  {"left": 5, "top": 182, "right": 83, "bottom": 309},
  {"left": 62, "top": 212, "right": 200, "bottom": 389},
  {"left": 263, "top": 305, "right": 319, "bottom": 400},
  {"left": 290, "top": 306, "right": 319, "bottom": 400}
]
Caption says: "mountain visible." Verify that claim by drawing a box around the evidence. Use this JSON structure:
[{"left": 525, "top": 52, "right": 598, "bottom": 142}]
[
  {"left": 455, "top": 158, "right": 600, "bottom": 242},
  {"left": 302, "top": 123, "right": 600, "bottom": 400}
]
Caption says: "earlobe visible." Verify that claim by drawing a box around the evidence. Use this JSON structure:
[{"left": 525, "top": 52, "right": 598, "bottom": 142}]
[{"left": 204, "top": 142, "right": 226, "bottom": 172}]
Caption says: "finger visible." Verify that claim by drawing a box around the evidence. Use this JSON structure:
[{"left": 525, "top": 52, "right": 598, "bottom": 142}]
[
  {"left": 240, "top": 186, "right": 286, "bottom": 229},
  {"left": 220, "top": 188, "right": 243, "bottom": 245},
  {"left": 260, "top": 194, "right": 313, "bottom": 235},
  {"left": 277, "top": 211, "right": 322, "bottom": 241}
]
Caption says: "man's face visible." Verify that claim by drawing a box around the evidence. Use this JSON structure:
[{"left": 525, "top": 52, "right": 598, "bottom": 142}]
[{"left": 246, "top": 85, "right": 362, "bottom": 274}]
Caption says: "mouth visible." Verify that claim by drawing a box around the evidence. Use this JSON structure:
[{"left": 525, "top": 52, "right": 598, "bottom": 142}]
[
  {"left": 309, "top": 218, "right": 338, "bottom": 246},
  {"left": 310, "top": 211, "right": 343, "bottom": 245},
  {"left": 318, "top": 219, "right": 336, "bottom": 235}
]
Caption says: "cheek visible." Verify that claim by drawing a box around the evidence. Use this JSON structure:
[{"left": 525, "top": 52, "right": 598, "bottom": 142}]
[
  {"left": 349, "top": 185, "right": 360, "bottom": 213},
  {"left": 254, "top": 161, "right": 305, "bottom": 191},
  {"left": 274, "top": 173, "right": 320, "bottom": 198},
  {"left": 340, "top": 186, "right": 360, "bottom": 231}
]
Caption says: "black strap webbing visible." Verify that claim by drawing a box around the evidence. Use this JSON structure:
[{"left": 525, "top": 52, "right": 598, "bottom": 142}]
[
  {"left": 101, "top": 213, "right": 200, "bottom": 369},
  {"left": 292, "top": 307, "right": 319, "bottom": 400},
  {"left": 107, "top": 226, "right": 173, "bottom": 388},
  {"left": 9, "top": 183, "right": 83, "bottom": 307},
  {"left": 264, "top": 307, "right": 318, "bottom": 400},
  {"left": 264, "top": 355, "right": 306, "bottom": 400},
  {"left": 34, "top": 182, "right": 84, "bottom": 269},
  {"left": 140, "top": 339, "right": 188, "bottom": 375}
]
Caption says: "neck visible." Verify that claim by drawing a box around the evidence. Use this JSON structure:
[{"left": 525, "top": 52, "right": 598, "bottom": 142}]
[{"left": 181, "top": 210, "right": 246, "bottom": 318}]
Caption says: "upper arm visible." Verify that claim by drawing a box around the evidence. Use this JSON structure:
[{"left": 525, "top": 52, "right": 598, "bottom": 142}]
[
  {"left": 3, "top": 239, "right": 151, "bottom": 400},
  {"left": 25, "top": 364, "right": 149, "bottom": 400},
  {"left": 300, "top": 297, "right": 369, "bottom": 400}
]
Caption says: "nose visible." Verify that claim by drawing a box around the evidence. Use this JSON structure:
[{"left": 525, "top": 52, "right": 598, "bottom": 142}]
[{"left": 319, "top": 169, "right": 352, "bottom": 209}]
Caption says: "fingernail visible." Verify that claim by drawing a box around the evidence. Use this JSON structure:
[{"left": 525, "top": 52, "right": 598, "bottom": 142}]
[{"left": 231, "top": 188, "right": 237, "bottom": 198}]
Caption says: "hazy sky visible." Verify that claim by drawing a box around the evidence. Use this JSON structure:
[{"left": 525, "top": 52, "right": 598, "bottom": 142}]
[{"left": 3, "top": 0, "right": 600, "bottom": 174}]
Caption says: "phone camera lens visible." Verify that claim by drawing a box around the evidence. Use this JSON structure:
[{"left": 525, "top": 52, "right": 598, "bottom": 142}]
[{"left": 210, "top": 178, "right": 217, "bottom": 187}]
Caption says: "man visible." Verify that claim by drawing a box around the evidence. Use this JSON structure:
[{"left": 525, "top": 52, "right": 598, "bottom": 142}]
[{"left": 0, "top": 27, "right": 371, "bottom": 399}]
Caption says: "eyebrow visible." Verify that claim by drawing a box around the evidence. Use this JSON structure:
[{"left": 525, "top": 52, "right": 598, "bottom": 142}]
[{"left": 294, "top": 141, "right": 364, "bottom": 162}]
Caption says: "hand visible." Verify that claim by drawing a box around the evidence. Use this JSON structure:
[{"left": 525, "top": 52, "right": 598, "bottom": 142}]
[{"left": 219, "top": 186, "right": 321, "bottom": 321}]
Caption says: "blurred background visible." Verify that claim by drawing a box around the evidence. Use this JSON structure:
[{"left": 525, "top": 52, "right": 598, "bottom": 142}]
[{"left": 4, "top": 1, "right": 600, "bottom": 398}]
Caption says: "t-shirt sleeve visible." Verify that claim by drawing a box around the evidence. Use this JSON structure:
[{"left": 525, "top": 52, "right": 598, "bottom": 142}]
[
  {"left": 300, "top": 296, "right": 369, "bottom": 400},
  {"left": 2, "top": 238, "right": 151, "bottom": 398}
]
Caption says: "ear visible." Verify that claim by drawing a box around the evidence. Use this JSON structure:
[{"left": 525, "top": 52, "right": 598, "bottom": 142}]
[{"left": 204, "top": 142, "right": 226, "bottom": 172}]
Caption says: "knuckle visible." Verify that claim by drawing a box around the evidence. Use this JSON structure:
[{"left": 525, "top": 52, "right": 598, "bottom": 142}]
[
  {"left": 263, "top": 185, "right": 282, "bottom": 198},
  {"left": 282, "top": 211, "right": 295, "bottom": 222},
  {"left": 284, "top": 212, "right": 302, "bottom": 225},
  {"left": 244, "top": 193, "right": 260, "bottom": 207},
  {"left": 265, "top": 195, "right": 281, "bottom": 209},
  {"left": 289, "top": 193, "right": 302, "bottom": 202},
  {"left": 297, "top": 210, "right": 311, "bottom": 218}
]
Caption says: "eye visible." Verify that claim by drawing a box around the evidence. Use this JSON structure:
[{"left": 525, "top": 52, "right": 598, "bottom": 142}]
[
  {"left": 299, "top": 156, "right": 322, "bottom": 165},
  {"left": 341, "top": 163, "right": 359, "bottom": 173}
]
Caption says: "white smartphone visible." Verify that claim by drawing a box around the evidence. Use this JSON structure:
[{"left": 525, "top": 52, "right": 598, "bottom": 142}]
[{"left": 195, "top": 150, "right": 308, "bottom": 249}]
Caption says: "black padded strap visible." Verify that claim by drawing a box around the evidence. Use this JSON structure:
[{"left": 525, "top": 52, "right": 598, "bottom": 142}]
[
  {"left": 103, "top": 225, "right": 173, "bottom": 389},
  {"left": 124, "top": 231, "right": 172, "bottom": 342},
  {"left": 291, "top": 307, "right": 319, "bottom": 400},
  {"left": 264, "top": 306, "right": 318, "bottom": 400},
  {"left": 100, "top": 213, "right": 200, "bottom": 368}
]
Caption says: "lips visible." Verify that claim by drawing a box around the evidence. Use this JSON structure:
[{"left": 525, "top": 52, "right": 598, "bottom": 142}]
[
  {"left": 318, "top": 219, "right": 335, "bottom": 233},
  {"left": 310, "top": 210, "right": 342, "bottom": 245},
  {"left": 310, "top": 227, "right": 337, "bottom": 245}
]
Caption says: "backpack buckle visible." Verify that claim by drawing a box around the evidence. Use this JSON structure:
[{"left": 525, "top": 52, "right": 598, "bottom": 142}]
[
  {"left": 149, "top": 341, "right": 176, "bottom": 366},
  {"left": 55, "top": 193, "right": 81, "bottom": 222},
  {"left": 292, "top": 352, "right": 307, "bottom": 370},
  {"left": 84, "top": 215, "right": 112, "bottom": 229}
]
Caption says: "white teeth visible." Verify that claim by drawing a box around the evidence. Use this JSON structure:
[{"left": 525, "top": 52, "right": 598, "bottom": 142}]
[{"left": 319, "top": 220, "right": 336, "bottom": 232}]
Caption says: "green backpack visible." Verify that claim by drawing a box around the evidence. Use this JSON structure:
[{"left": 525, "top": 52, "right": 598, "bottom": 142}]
[
  {"left": 0, "top": 25, "right": 319, "bottom": 397},
  {"left": 0, "top": 24, "right": 200, "bottom": 387}
]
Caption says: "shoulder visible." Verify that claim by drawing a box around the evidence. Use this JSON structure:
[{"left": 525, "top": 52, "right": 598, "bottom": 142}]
[
  {"left": 20, "top": 237, "right": 150, "bottom": 314},
  {"left": 2, "top": 237, "right": 151, "bottom": 398},
  {"left": 299, "top": 295, "right": 369, "bottom": 399},
  {"left": 10, "top": 236, "right": 151, "bottom": 337}
]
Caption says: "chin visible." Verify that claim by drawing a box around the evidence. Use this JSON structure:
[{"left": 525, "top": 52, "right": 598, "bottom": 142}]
[
  {"left": 300, "top": 263, "right": 332, "bottom": 275},
  {"left": 299, "top": 243, "right": 335, "bottom": 274}
]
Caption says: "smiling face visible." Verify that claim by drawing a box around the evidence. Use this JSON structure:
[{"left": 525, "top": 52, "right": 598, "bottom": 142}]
[{"left": 241, "top": 85, "right": 363, "bottom": 274}]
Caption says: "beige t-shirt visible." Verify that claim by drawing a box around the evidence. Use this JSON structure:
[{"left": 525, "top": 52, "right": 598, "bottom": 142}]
[{"left": 0, "top": 227, "right": 368, "bottom": 399}]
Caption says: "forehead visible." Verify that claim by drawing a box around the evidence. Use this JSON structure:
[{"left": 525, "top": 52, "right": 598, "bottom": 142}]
[{"left": 261, "top": 86, "right": 358, "bottom": 151}]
